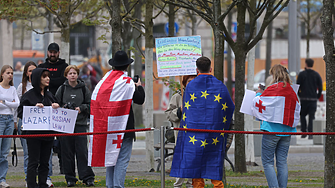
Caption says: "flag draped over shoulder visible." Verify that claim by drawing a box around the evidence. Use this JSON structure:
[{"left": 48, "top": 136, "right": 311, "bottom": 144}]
[
  {"left": 251, "top": 82, "right": 300, "bottom": 127},
  {"left": 170, "top": 74, "right": 235, "bottom": 181},
  {"left": 88, "top": 70, "right": 135, "bottom": 167}
]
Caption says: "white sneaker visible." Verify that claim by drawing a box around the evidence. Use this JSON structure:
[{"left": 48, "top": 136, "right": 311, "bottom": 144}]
[
  {"left": 47, "top": 180, "right": 54, "bottom": 187},
  {"left": 0, "top": 181, "right": 10, "bottom": 188}
]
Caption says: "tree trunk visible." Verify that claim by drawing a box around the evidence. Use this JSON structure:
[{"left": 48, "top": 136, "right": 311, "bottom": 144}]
[
  {"left": 0, "top": 20, "right": 13, "bottom": 67},
  {"left": 321, "top": 0, "right": 335, "bottom": 186},
  {"left": 60, "top": 27, "right": 70, "bottom": 63},
  {"left": 144, "top": 0, "right": 155, "bottom": 171},
  {"left": 133, "top": 0, "right": 144, "bottom": 128},
  {"left": 265, "top": 21, "right": 273, "bottom": 81},
  {"left": 234, "top": 3, "right": 247, "bottom": 173},
  {"left": 111, "top": 0, "right": 122, "bottom": 55},
  {"left": 306, "top": 0, "right": 310, "bottom": 59},
  {"left": 168, "top": 1, "right": 175, "bottom": 99},
  {"left": 20, "top": 21, "right": 24, "bottom": 50},
  {"left": 227, "top": 12, "right": 233, "bottom": 97},
  {"left": 213, "top": 0, "right": 224, "bottom": 81},
  {"left": 246, "top": 50, "right": 255, "bottom": 166}
]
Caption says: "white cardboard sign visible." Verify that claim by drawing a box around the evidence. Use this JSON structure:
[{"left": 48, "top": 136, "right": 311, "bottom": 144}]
[{"left": 22, "top": 106, "right": 78, "bottom": 133}]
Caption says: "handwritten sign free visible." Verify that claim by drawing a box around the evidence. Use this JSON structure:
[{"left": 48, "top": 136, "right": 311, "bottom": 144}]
[
  {"left": 22, "top": 106, "right": 78, "bottom": 133},
  {"left": 155, "top": 35, "right": 202, "bottom": 77}
]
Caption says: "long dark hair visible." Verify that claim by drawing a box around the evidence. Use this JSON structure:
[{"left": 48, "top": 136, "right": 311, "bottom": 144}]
[
  {"left": 22, "top": 61, "right": 37, "bottom": 95},
  {"left": 0, "top": 65, "right": 14, "bottom": 86}
]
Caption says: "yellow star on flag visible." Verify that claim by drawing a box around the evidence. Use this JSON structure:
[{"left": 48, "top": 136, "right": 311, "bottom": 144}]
[
  {"left": 212, "top": 137, "right": 219, "bottom": 145},
  {"left": 223, "top": 116, "right": 227, "bottom": 123},
  {"left": 200, "top": 139, "right": 208, "bottom": 148},
  {"left": 201, "top": 90, "right": 209, "bottom": 99},
  {"left": 214, "top": 93, "right": 222, "bottom": 103},
  {"left": 184, "top": 101, "right": 191, "bottom": 110},
  {"left": 220, "top": 128, "right": 225, "bottom": 137},
  {"left": 189, "top": 135, "right": 197, "bottom": 145},
  {"left": 183, "top": 124, "right": 188, "bottom": 133},
  {"left": 190, "top": 93, "right": 197, "bottom": 102},
  {"left": 222, "top": 103, "right": 228, "bottom": 111},
  {"left": 182, "top": 113, "right": 186, "bottom": 121}
]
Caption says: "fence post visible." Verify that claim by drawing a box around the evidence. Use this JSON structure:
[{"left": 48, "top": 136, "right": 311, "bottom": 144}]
[{"left": 160, "top": 126, "right": 165, "bottom": 188}]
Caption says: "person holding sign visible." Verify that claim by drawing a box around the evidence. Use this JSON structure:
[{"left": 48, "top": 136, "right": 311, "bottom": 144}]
[
  {"left": 0, "top": 65, "right": 20, "bottom": 188},
  {"left": 18, "top": 68, "right": 60, "bottom": 188},
  {"left": 252, "top": 64, "right": 300, "bottom": 188},
  {"left": 55, "top": 65, "right": 95, "bottom": 187},
  {"left": 15, "top": 61, "right": 37, "bottom": 182}
]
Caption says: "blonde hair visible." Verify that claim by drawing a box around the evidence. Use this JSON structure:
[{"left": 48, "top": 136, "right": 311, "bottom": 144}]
[
  {"left": 269, "top": 64, "right": 292, "bottom": 87},
  {"left": 64, "top": 65, "right": 79, "bottom": 77}
]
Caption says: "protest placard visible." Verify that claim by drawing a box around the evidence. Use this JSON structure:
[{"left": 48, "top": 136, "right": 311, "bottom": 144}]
[
  {"left": 22, "top": 106, "right": 78, "bottom": 133},
  {"left": 155, "top": 35, "right": 202, "bottom": 77}
]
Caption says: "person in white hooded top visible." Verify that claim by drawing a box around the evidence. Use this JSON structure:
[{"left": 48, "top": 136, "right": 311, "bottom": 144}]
[{"left": 0, "top": 65, "right": 20, "bottom": 188}]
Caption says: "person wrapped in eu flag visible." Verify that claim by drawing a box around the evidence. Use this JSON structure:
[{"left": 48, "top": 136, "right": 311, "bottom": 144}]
[{"left": 170, "top": 57, "right": 235, "bottom": 187}]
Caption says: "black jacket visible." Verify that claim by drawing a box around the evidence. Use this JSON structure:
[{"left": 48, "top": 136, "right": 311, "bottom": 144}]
[
  {"left": 55, "top": 80, "right": 91, "bottom": 126},
  {"left": 297, "top": 68, "right": 323, "bottom": 100},
  {"left": 18, "top": 68, "right": 58, "bottom": 140},
  {"left": 38, "top": 58, "right": 68, "bottom": 95},
  {"left": 124, "top": 85, "right": 145, "bottom": 140}
]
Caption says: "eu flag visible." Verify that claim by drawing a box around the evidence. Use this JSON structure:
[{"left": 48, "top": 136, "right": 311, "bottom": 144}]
[{"left": 170, "top": 74, "right": 235, "bottom": 180}]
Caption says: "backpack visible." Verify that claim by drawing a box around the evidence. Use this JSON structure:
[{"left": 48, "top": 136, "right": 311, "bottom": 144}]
[{"left": 79, "top": 75, "right": 92, "bottom": 92}]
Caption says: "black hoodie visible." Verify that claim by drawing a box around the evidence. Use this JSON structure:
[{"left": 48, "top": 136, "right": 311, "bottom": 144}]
[
  {"left": 38, "top": 58, "right": 68, "bottom": 95},
  {"left": 18, "top": 68, "right": 58, "bottom": 140}
]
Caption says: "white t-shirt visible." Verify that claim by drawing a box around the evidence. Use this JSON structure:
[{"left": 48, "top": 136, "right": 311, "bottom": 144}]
[
  {"left": 17, "top": 81, "right": 33, "bottom": 99},
  {"left": 0, "top": 85, "right": 20, "bottom": 119}
]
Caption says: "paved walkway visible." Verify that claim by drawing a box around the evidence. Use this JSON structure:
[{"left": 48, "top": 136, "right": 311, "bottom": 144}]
[{"left": 6, "top": 131, "right": 325, "bottom": 187}]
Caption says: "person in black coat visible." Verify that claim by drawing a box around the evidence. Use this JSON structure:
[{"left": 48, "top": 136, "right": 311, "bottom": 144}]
[
  {"left": 297, "top": 58, "right": 323, "bottom": 139},
  {"left": 102, "top": 51, "right": 145, "bottom": 188},
  {"left": 18, "top": 68, "right": 60, "bottom": 188}
]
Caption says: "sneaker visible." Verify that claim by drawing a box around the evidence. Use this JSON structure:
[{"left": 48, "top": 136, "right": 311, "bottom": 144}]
[
  {"left": 85, "top": 180, "right": 95, "bottom": 187},
  {"left": 308, "top": 135, "right": 313, "bottom": 139},
  {"left": 301, "top": 135, "right": 307, "bottom": 138},
  {"left": 0, "top": 181, "right": 10, "bottom": 188},
  {"left": 47, "top": 180, "right": 54, "bottom": 187},
  {"left": 67, "top": 181, "right": 76, "bottom": 187}
]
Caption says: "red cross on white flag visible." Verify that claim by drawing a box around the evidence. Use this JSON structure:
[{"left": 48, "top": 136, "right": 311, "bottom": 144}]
[
  {"left": 251, "top": 82, "right": 300, "bottom": 128},
  {"left": 88, "top": 70, "right": 135, "bottom": 167}
]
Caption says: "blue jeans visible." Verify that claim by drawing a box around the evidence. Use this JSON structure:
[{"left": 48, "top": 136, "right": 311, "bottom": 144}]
[
  {"left": 262, "top": 134, "right": 291, "bottom": 188},
  {"left": 0, "top": 115, "right": 14, "bottom": 183},
  {"left": 18, "top": 118, "right": 28, "bottom": 178},
  {"left": 106, "top": 137, "right": 133, "bottom": 188}
]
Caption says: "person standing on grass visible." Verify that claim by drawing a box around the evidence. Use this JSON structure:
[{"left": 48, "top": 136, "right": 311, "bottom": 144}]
[
  {"left": 170, "top": 56, "right": 235, "bottom": 188},
  {"left": 55, "top": 65, "right": 95, "bottom": 187},
  {"left": 88, "top": 51, "right": 145, "bottom": 188},
  {"left": 0, "top": 65, "right": 20, "bottom": 188},
  {"left": 15, "top": 61, "right": 37, "bottom": 183},
  {"left": 18, "top": 68, "right": 60, "bottom": 188},
  {"left": 165, "top": 75, "right": 196, "bottom": 188},
  {"left": 38, "top": 42, "right": 69, "bottom": 185}
]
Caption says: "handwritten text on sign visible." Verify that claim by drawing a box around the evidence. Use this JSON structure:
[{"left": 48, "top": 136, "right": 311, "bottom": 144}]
[
  {"left": 155, "top": 36, "right": 202, "bottom": 77},
  {"left": 23, "top": 106, "right": 78, "bottom": 133}
]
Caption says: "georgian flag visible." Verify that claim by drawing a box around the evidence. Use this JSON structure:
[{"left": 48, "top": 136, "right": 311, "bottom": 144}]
[
  {"left": 251, "top": 82, "right": 300, "bottom": 128},
  {"left": 88, "top": 70, "right": 135, "bottom": 167}
]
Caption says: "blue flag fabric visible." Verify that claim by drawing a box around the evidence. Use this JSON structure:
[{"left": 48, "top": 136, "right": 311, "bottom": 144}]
[{"left": 170, "top": 74, "right": 235, "bottom": 180}]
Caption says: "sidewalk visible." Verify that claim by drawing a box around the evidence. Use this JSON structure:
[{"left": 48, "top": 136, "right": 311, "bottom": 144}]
[{"left": 132, "top": 131, "right": 325, "bottom": 155}]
